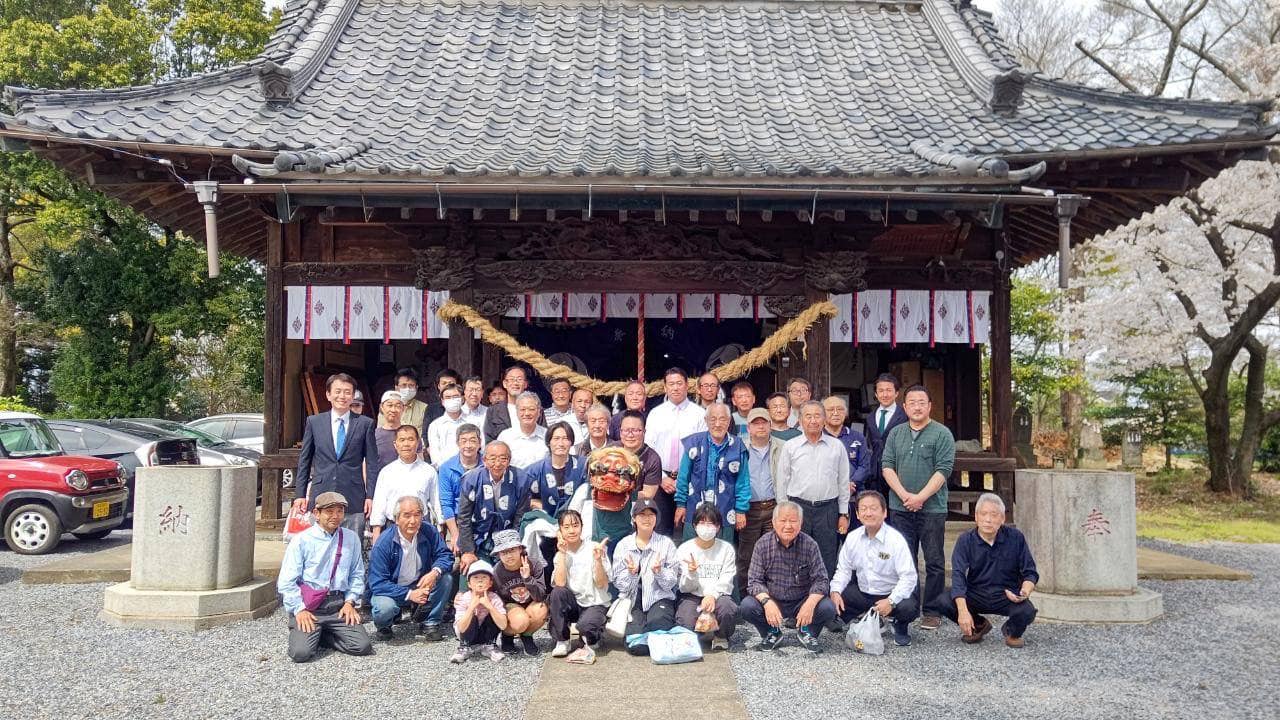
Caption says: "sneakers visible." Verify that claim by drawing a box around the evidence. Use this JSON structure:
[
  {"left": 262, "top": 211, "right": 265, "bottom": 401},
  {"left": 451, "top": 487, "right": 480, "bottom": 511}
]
[
  {"left": 500, "top": 635, "right": 518, "bottom": 654},
  {"left": 375, "top": 626, "right": 394, "bottom": 641},
  {"left": 796, "top": 629, "right": 822, "bottom": 653},
  {"left": 710, "top": 636, "right": 730, "bottom": 652},
  {"left": 419, "top": 623, "right": 445, "bottom": 642},
  {"left": 962, "top": 616, "right": 993, "bottom": 644},
  {"left": 551, "top": 640, "right": 572, "bottom": 658},
  {"left": 449, "top": 644, "right": 472, "bottom": 663},
  {"left": 566, "top": 644, "right": 596, "bottom": 664},
  {"left": 483, "top": 643, "right": 505, "bottom": 662},
  {"left": 919, "top": 615, "right": 942, "bottom": 630},
  {"left": 893, "top": 621, "right": 911, "bottom": 647},
  {"left": 756, "top": 629, "right": 784, "bottom": 651},
  {"left": 825, "top": 617, "right": 845, "bottom": 634},
  {"left": 520, "top": 635, "right": 541, "bottom": 656}
]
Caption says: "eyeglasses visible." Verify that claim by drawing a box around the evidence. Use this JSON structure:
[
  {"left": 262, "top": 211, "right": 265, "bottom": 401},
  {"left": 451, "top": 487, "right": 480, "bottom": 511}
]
[{"left": 620, "top": 427, "right": 644, "bottom": 434}]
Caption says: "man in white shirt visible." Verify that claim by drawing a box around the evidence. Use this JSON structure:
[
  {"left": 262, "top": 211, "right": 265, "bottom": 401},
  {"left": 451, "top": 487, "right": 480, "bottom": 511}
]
[
  {"left": 370, "top": 426, "right": 442, "bottom": 543},
  {"left": 462, "top": 375, "right": 488, "bottom": 429},
  {"left": 543, "top": 379, "right": 575, "bottom": 427},
  {"left": 776, "top": 400, "right": 850, "bottom": 577},
  {"left": 645, "top": 367, "right": 708, "bottom": 535},
  {"left": 566, "top": 387, "right": 594, "bottom": 444},
  {"left": 427, "top": 383, "right": 467, "bottom": 467},
  {"left": 575, "top": 402, "right": 611, "bottom": 456},
  {"left": 829, "top": 490, "right": 919, "bottom": 647},
  {"left": 496, "top": 391, "right": 549, "bottom": 469}
]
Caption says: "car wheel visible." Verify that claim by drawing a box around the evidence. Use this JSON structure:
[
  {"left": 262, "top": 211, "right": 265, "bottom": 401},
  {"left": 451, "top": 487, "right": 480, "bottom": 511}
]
[
  {"left": 5, "top": 504, "right": 63, "bottom": 555},
  {"left": 281, "top": 469, "right": 295, "bottom": 489},
  {"left": 72, "top": 529, "right": 114, "bottom": 542}
]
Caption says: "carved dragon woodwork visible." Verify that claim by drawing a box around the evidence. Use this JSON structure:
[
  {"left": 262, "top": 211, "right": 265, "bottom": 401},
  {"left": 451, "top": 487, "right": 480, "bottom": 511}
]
[
  {"left": 804, "top": 250, "right": 868, "bottom": 293},
  {"left": 471, "top": 293, "right": 521, "bottom": 317},
  {"left": 763, "top": 295, "right": 810, "bottom": 318},
  {"left": 503, "top": 218, "right": 780, "bottom": 262},
  {"left": 412, "top": 245, "right": 474, "bottom": 291}
]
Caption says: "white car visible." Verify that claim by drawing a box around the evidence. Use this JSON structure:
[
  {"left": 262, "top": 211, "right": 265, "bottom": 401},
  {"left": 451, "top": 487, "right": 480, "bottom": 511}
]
[{"left": 186, "top": 413, "right": 264, "bottom": 454}]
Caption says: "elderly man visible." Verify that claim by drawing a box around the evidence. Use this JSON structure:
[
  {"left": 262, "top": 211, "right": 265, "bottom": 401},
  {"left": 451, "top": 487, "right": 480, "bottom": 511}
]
[
  {"left": 368, "top": 495, "right": 455, "bottom": 642},
  {"left": 278, "top": 492, "right": 372, "bottom": 662},
  {"left": 427, "top": 383, "right": 468, "bottom": 467},
  {"left": 497, "top": 391, "right": 549, "bottom": 470},
  {"left": 294, "top": 373, "right": 383, "bottom": 533},
  {"left": 673, "top": 403, "right": 749, "bottom": 542},
  {"left": 609, "top": 379, "right": 649, "bottom": 440},
  {"left": 370, "top": 425, "right": 440, "bottom": 544},
  {"left": 456, "top": 441, "right": 533, "bottom": 570},
  {"left": 865, "top": 372, "right": 907, "bottom": 497},
  {"left": 729, "top": 381, "right": 756, "bottom": 434},
  {"left": 829, "top": 490, "right": 919, "bottom": 647},
  {"left": 695, "top": 372, "right": 721, "bottom": 408},
  {"left": 882, "top": 385, "right": 955, "bottom": 630},
  {"left": 461, "top": 375, "right": 488, "bottom": 428},
  {"left": 380, "top": 367, "right": 428, "bottom": 433},
  {"left": 647, "top": 368, "right": 708, "bottom": 533},
  {"left": 776, "top": 401, "right": 850, "bottom": 576},
  {"left": 737, "top": 408, "right": 783, "bottom": 597},
  {"left": 484, "top": 366, "right": 543, "bottom": 442},
  {"left": 439, "top": 423, "right": 484, "bottom": 553},
  {"left": 941, "top": 493, "right": 1039, "bottom": 648},
  {"left": 787, "top": 378, "right": 813, "bottom": 427},
  {"left": 766, "top": 392, "right": 800, "bottom": 441},
  {"left": 741, "top": 501, "right": 836, "bottom": 652},
  {"left": 543, "top": 379, "right": 575, "bottom": 427},
  {"left": 823, "top": 396, "right": 872, "bottom": 507},
  {"left": 576, "top": 402, "right": 612, "bottom": 456},
  {"left": 374, "top": 390, "right": 407, "bottom": 465}
]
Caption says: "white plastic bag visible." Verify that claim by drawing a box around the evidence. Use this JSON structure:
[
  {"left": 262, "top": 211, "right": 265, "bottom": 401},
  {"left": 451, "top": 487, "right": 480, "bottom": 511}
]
[
  {"left": 646, "top": 626, "right": 704, "bottom": 665},
  {"left": 605, "top": 592, "right": 634, "bottom": 639},
  {"left": 845, "top": 609, "right": 885, "bottom": 655},
  {"left": 282, "top": 507, "right": 313, "bottom": 542}
]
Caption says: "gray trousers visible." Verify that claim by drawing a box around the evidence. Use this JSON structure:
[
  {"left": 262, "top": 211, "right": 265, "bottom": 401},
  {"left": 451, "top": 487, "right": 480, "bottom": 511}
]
[
  {"left": 340, "top": 512, "right": 366, "bottom": 535},
  {"left": 675, "top": 593, "right": 739, "bottom": 640},
  {"left": 793, "top": 497, "right": 840, "bottom": 577},
  {"left": 287, "top": 592, "right": 374, "bottom": 663}
]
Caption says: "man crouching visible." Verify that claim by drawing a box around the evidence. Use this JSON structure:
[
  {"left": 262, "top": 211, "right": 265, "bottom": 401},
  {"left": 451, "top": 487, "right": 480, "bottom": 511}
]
[{"left": 368, "top": 495, "right": 455, "bottom": 642}]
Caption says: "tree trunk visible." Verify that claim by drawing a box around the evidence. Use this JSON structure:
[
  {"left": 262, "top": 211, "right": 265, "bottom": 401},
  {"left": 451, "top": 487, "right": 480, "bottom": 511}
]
[
  {"left": 1199, "top": 351, "right": 1253, "bottom": 498},
  {"left": 1164, "top": 444, "right": 1172, "bottom": 471},
  {"left": 0, "top": 205, "right": 17, "bottom": 396}
]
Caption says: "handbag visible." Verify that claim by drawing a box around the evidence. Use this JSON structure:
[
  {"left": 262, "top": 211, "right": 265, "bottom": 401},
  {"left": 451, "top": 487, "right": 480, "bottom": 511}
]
[
  {"left": 298, "top": 530, "right": 343, "bottom": 612},
  {"left": 605, "top": 591, "right": 635, "bottom": 639},
  {"left": 844, "top": 609, "right": 885, "bottom": 656}
]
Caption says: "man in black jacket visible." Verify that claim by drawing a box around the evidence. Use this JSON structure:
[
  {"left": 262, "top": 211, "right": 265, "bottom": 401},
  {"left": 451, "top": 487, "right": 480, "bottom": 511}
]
[{"left": 294, "top": 372, "right": 383, "bottom": 534}]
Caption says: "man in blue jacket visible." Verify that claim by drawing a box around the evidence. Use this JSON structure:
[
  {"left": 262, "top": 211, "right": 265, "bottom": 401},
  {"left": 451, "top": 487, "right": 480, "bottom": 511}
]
[
  {"left": 368, "top": 495, "right": 455, "bottom": 642},
  {"left": 673, "top": 403, "right": 750, "bottom": 543}
]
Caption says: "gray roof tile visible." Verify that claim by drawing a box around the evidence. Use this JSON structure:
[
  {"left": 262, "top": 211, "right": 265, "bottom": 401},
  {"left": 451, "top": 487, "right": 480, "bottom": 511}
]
[{"left": 3, "top": 0, "right": 1274, "bottom": 182}]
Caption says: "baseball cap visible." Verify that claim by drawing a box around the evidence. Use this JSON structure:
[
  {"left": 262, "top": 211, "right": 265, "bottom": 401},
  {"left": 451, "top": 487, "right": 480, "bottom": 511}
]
[
  {"left": 631, "top": 497, "right": 660, "bottom": 517},
  {"left": 747, "top": 408, "right": 770, "bottom": 423},
  {"left": 467, "top": 560, "right": 496, "bottom": 578}
]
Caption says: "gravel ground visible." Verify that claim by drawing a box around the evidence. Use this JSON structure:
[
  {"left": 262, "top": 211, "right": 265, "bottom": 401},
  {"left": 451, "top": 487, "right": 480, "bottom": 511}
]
[
  {"left": 729, "top": 540, "right": 1280, "bottom": 720},
  {"left": 0, "top": 533, "right": 543, "bottom": 720}
]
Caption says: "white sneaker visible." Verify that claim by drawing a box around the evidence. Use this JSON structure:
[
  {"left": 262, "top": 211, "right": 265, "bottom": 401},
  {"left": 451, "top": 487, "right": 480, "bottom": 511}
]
[
  {"left": 484, "top": 643, "right": 505, "bottom": 662},
  {"left": 710, "top": 636, "right": 730, "bottom": 651},
  {"left": 552, "top": 640, "right": 571, "bottom": 658},
  {"left": 449, "top": 644, "right": 471, "bottom": 664}
]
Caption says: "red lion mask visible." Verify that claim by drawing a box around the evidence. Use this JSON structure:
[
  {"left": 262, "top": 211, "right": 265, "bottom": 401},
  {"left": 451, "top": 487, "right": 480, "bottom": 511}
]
[{"left": 586, "top": 446, "right": 641, "bottom": 512}]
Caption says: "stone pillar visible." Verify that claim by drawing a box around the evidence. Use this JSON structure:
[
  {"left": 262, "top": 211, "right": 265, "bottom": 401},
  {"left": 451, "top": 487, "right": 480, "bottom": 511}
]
[
  {"left": 102, "top": 466, "right": 278, "bottom": 630},
  {"left": 1122, "top": 429, "right": 1144, "bottom": 469},
  {"left": 1017, "top": 469, "right": 1162, "bottom": 623}
]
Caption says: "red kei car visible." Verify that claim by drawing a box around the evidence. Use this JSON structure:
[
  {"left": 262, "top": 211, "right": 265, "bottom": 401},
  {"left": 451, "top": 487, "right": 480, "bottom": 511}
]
[{"left": 0, "top": 411, "right": 129, "bottom": 554}]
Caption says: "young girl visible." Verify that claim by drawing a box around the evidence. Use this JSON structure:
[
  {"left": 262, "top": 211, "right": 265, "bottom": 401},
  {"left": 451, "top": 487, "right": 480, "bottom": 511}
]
[
  {"left": 451, "top": 560, "right": 508, "bottom": 663},
  {"left": 547, "top": 509, "right": 611, "bottom": 663},
  {"left": 491, "top": 529, "right": 548, "bottom": 656},
  {"left": 674, "top": 502, "right": 739, "bottom": 650}
]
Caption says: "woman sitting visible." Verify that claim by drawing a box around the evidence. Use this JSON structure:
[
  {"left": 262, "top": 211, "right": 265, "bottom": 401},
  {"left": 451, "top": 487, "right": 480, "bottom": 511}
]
[
  {"left": 609, "top": 497, "right": 679, "bottom": 656},
  {"left": 675, "top": 502, "right": 740, "bottom": 651}
]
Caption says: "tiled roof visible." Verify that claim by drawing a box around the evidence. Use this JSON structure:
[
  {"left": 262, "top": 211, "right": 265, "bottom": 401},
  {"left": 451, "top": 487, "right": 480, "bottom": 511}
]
[{"left": 3, "top": 0, "right": 1274, "bottom": 183}]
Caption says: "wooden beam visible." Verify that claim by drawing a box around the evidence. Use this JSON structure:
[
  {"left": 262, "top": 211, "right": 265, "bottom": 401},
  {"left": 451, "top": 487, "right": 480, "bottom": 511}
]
[
  {"left": 805, "top": 288, "right": 831, "bottom": 398},
  {"left": 261, "top": 221, "right": 286, "bottom": 520},
  {"left": 448, "top": 287, "right": 475, "bottom": 378},
  {"left": 990, "top": 271, "right": 1012, "bottom": 459}
]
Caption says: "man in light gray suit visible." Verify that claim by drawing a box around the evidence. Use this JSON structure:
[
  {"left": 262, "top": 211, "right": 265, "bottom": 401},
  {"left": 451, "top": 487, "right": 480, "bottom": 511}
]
[{"left": 293, "top": 372, "right": 384, "bottom": 534}]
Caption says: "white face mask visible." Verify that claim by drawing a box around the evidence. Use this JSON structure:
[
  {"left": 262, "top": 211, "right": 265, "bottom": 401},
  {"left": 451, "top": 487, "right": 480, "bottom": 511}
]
[
  {"left": 443, "top": 398, "right": 463, "bottom": 413},
  {"left": 399, "top": 388, "right": 417, "bottom": 403},
  {"left": 695, "top": 524, "right": 717, "bottom": 542}
]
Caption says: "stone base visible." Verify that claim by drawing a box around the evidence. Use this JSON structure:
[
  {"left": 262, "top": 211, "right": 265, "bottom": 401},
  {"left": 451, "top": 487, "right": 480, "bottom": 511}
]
[
  {"left": 1034, "top": 587, "right": 1164, "bottom": 624},
  {"left": 101, "top": 576, "right": 279, "bottom": 631}
]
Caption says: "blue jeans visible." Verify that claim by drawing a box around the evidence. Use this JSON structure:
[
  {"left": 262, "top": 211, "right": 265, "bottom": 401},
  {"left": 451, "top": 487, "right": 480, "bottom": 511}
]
[
  {"left": 371, "top": 573, "right": 455, "bottom": 629},
  {"left": 888, "top": 510, "right": 947, "bottom": 617}
]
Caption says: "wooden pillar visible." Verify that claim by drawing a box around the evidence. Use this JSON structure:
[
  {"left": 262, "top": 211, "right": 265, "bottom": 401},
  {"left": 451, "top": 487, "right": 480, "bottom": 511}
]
[
  {"left": 990, "top": 270, "right": 1013, "bottom": 458},
  {"left": 448, "top": 287, "right": 475, "bottom": 377},
  {"left": 261, "top": 221, "right": 285, "bottom": 520},
  {"left": 481, "top": 315, "right": 502, "bottom": 387},
  {"left": 804, "top": 288, "right": 831, "bottom": 398}
]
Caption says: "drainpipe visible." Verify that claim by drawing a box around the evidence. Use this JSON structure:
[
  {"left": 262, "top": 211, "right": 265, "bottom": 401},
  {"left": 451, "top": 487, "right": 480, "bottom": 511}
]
[
  {"left": 1055, "top": 195, "right": 1086, "bottom": 289},
  {"left": 192, "top": 181, "right": 220, "bottom": 277}
]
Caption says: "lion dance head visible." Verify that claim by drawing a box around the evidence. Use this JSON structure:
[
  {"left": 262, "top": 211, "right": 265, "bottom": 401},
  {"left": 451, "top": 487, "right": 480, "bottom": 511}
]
[{"left": 586, "top": 446, "right": 641, "bottom": 512}]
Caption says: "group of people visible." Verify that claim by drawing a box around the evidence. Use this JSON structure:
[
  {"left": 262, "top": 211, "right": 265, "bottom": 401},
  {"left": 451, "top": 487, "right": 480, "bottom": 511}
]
[{"left": 280, "top": 367, "right": 1039, "bottom": 663}]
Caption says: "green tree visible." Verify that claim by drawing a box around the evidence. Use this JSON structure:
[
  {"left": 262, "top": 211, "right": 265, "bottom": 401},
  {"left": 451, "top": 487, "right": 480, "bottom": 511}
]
[
  {"left": 1095, "top": 366, "right": 1205, "bottom": 470},
  {"left": 1010, "top": 273, "right": 1075, "bottom": 428}
]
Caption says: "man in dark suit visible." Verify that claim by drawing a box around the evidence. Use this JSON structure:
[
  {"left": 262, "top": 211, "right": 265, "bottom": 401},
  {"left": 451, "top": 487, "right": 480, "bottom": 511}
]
[
  {"left": 482, "top": 365, "right": 545, "bottom": 442},
  {"left": 294, "top": 372, "right": 384, "bottom": 534},
  {"left": 865, "top": 372, "right": 908, "bottom": 497}
]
